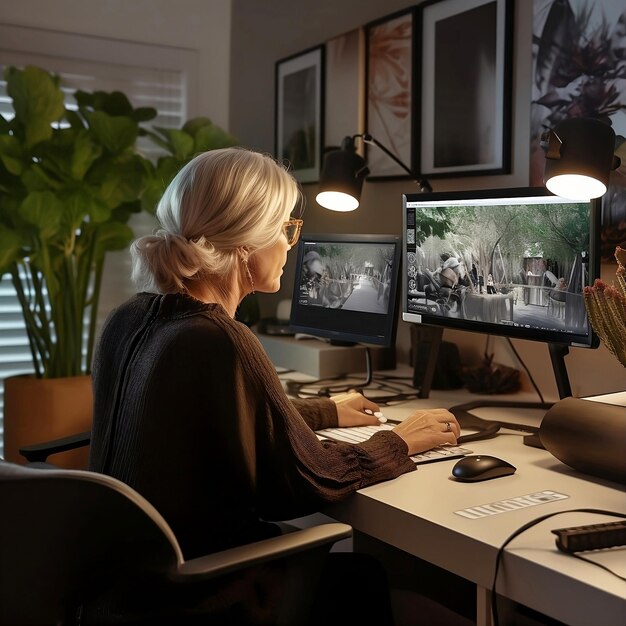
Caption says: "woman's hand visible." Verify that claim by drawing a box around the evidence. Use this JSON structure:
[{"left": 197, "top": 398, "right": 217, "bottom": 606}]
[
  {"left": 392, "top": 408, "right": 460, "bottom": 455},
  {"left": 331, "top": 392, "right": 383, "bottom": 427}
]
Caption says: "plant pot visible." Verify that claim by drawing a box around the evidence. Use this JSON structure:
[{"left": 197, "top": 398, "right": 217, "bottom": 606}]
[{"left": 3, "top": 375, "right": 92, "bottom": 468}]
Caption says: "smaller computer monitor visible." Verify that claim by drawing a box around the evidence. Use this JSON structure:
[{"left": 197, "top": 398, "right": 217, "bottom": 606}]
[{"left": 290, "top": 233, "right": 401, "bottom": 347}]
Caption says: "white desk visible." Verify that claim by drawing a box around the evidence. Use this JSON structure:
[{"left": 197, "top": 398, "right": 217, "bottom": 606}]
[{"left": 282, "top": 370, "right": 626, "bottom": 626}]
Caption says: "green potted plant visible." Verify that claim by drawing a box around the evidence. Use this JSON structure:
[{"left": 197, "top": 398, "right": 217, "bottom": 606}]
[{"left": 0, "top": 65, "right": 236, "bottom": 464}]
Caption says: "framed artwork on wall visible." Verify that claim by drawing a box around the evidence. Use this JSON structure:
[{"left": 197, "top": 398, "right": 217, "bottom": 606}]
[
  {"left": 365, "top": 8, "right": 416, "bottom": 180},
  {"left": 416, "top": 0, "right": 513, "bottom": 178},
  {"left": 324, "top": 28, "right": 364, "bottom": 152},
  {"left": 275, "top": 45, "right": 324, "bottom": 183},
  {"left": 529, "top": 0, "right": 626, "bottom": 261}
]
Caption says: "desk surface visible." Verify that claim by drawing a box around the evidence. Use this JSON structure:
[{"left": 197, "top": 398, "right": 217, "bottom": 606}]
[{"left": 282, "top": 368, "right": 626, "bottom": 626}]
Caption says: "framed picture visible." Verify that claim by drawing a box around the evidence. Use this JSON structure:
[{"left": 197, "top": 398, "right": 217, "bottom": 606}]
[
  {"left": 416, "top": 0, "right": 513, "bottom": 178},
  {"left": 365, "top": 8, "right": 417, "bottom": 179},
  {"left": 275, "top": 46, "right": 324, "bottom": 183},
  {"left": 529, "top": 0, "right": 626, "bottom": 262},
  {"left": 324, "top": 28, "right": 364, "bottom": 151}
]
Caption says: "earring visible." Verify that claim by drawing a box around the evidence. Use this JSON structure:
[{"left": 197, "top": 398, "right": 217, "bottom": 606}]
[{"left": 239, "top": 249, "right": 255, "bottom": 294}]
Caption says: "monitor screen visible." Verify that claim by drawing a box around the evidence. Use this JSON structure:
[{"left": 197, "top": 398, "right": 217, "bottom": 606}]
[
  {"left": 290, "top": 233, "right": 401, "bottom": 347},
  {"left": 402, "top": 187, "right": 600, "bottom": 349}
]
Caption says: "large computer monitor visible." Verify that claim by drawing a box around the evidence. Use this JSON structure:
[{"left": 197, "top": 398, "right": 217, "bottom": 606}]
[
  {"left": 290, "top": 232, "right": 401, "bottom": 347},
  {"left": 402, "top": 187, "right": 600, "bottom": 443},
  {"left": 402, "top": 187, "right": 599, "bottom": 349}
]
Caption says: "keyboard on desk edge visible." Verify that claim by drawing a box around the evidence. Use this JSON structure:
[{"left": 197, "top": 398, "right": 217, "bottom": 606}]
[{"left": 315, "top": 423, "right": 472, "bottom": 465}]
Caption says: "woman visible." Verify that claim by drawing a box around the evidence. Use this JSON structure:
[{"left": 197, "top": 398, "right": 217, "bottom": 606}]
[{"left": 89, "top": 147, "right": 459, "bottom": 619}]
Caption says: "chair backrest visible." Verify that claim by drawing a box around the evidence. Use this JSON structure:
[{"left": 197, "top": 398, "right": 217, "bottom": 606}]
[{"left": 0, "top": 460, "right": 182, "bottom": 626}]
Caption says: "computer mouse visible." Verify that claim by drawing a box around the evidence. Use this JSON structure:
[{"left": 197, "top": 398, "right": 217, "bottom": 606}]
[{"left": 451, "top": 455, "right": 516, "bottom": 482}]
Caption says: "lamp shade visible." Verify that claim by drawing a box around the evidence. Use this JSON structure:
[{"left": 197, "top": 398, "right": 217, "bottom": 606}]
[
  {"left": 316, "top": 137, "right": 369, "bottom": 212},
  {"left": 544, "top": 118, "right": 617, "bottom": 200}
]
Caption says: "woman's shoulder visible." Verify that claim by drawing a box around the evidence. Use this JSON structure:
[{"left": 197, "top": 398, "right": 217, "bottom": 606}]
[{"left": 102, "top": 291, "right": 265, "bottom": 358}]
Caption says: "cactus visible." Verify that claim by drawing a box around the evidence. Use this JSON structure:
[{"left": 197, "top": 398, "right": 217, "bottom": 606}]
[{"left": 583, "top": 247, "right": 626, "bottom": 367}]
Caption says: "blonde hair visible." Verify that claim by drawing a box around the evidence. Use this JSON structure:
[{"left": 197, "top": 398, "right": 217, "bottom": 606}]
[{"left": 131, "top": 147, "right": 300, "bottom": 294}]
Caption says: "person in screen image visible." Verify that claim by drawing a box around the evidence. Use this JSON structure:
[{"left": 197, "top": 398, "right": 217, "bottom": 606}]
[
  {"left": 438, "top": 257, "right": 460, "bottom": 289},
  {"left": 470, "top": 263, "right": 478, "bottom": 288},
  {"left": 486, "top": 273, "right": 497, "bottom": 294},
  {"left": 89, "top": 147, "right": 459, "bottom": 625},
  {"left": 301, "top": 252, "right": 345, "bottom": 308},
  {"left": 301, "top": 250, "right": 325, "bottom": 303}
]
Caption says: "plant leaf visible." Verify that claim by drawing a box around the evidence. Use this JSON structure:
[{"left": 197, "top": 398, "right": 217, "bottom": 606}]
[
  {"left": 71, "top": 129, "right": 102, "bottom": 180},
  {"left": 141, "top": 156, "right": 182, "bottom": 213},
  {"left": 194, "top": 124, "right": 238, "bottom": 152},
  {"left": 0, "top": 135, "right": 24, "bottom": 175},
  {"left": 94, "top": 221, "right": 134, "bottom": 256},
  {"left": 182, "top": 117, "right": 213, "bottom": 137},
  {"left": 153, "top": 127, "right": 195, "bottom": 159},
  {"left": 96, "top": 91, "right": 133, "bottom": 116},
  {"left": 5, "top": 65, "right": 65, "bottom": 148},
  {"left": 65, "top": 109, "right": 85, "bottom": 130},
  {"left": 0, "top": 225, "right": 22, "bottom": 275},
  {"left": 99, "top": 155, "right": 148, "bottom": 208},
  {"left": 19, "top": 190, "right": 65, "bottom": 240},
  {"left": 0, "top": 113, "right": 12, "bottom": 133},
  {"left": 89, "top": 197, "right": 112, "bottom": 223},
  {"left": 60, "top": 190, "right": 91, "bottom": 231},
  {"left": 141, "top": 129, "right": 171, "bottom": 152},
  {"left": 21, "top": 165, "right": 62, "bottom": 191},
  {"left": 84, "top": 110, "right": 138, "bottom": 153},
  {"left": 132, "top": 107, "right": 158, "bottom": 122}
]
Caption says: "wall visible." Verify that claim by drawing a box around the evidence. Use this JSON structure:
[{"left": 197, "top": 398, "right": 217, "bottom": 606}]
[
  {"left": 0, "top": 0, "right": 231, "bottom": 127},
  {"left": 230, "top": 0, "right": 626, "bottom": 399}
]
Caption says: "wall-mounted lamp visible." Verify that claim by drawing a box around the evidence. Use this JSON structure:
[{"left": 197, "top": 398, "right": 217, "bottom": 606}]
[
  {"left": 316, "top": 133, "right": 432, "bottom": 211},
  {"left": 542, "top": 117, "right": 621, "bottom": 201}
]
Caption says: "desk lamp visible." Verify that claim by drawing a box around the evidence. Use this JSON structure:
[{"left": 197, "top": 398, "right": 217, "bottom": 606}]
[
  {"left": 541, "top": 117, "right": 621, "bottom": 200},
  {"left": 316, "top": 133, "right": 432, "bottom": 211}
]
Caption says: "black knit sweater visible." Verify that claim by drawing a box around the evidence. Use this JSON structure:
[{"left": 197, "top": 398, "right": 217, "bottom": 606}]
[{"left": 90, "top": 293, "right": 415, "bottom": 558}]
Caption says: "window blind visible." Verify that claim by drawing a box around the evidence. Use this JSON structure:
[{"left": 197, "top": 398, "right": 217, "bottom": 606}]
[{"left": 0, "top": 24, "right": 196, "bottom": 457}]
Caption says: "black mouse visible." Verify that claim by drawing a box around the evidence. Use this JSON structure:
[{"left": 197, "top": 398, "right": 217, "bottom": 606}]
[{"left": 452, "top": 455, "right": 516, "bottom": 482}]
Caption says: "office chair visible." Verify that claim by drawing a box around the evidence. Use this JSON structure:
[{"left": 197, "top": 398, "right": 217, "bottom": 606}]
[
  {"left": 19, "top": 429, "right": 92, "bottom": 466},
  {"left": 0, "top": 460, "right": 352, "bottom": 625}
]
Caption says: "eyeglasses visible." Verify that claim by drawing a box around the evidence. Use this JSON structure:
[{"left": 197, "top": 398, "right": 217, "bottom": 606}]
[{"left": 283, "top": 218, "right": 303, "bottom": 247}]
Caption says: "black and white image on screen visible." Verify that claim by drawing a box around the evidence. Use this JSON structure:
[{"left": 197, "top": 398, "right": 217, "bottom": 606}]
[
  {"left": 405, "top": 196, "right": 592, "bottom": 339},
  {"left": 298, "top": 241, "right": 396, "bottom": 314}
]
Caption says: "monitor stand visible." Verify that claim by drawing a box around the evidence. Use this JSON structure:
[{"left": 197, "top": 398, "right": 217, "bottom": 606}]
[
  {"left": 316, "top": 343, "right": 374, "bottom": 396},
  {"left": 419, "top": 337, "right": 572, "bottom": 449}
]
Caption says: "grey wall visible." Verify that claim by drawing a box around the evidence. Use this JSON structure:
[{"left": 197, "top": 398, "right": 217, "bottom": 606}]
[{"left": 229, "top": 0, "right": 626, "bottom": 398}]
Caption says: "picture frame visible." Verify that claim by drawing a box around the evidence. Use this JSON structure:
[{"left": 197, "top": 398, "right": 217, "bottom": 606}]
[
  {"left": 324, "top": 28, "right": 364, "bottom": 151},
  {"left": 365, "top": 8, "right": 417, "bottom": 180},
  {"left": 275, "top": 45, "right": 324, "bottom": 183},
  {"left": 416, "top": 0, "right": 513, "bottom": 178},
  {"left": 529, "top": 0, "right": 626, "bottom": 262}
]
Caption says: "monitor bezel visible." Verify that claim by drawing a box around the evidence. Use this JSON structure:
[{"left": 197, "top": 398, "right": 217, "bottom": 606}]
[
  {"left": 401, "top": 187, "right": 600, "bottom": 349},
  {"left": 289, "top": 232, "right": 401, "bottom": 347}
]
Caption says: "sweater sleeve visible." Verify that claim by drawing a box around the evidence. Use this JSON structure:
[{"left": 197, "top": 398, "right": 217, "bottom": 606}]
[
  {"left": 290, "top": 397, "right": 338, "bottom": 431},
  {"left": 222, "top": 323, "right": 417, "bottom": 520}
]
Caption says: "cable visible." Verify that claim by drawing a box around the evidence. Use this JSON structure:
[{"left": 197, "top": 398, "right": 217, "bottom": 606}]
[
  {"left": 570, "top": 552, "right": 626, "bottom": 582},
  {"left": 491, "top": 508, "right": 626, "bottom": 626},
  {"left": 285, "top": 375, "right": 422, "bottom": 405},
  {"left": 506, "top": 337, "right": 545, "bottom": 403}
]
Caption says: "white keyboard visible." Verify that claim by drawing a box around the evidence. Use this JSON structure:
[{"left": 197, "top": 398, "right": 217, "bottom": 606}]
[{"left": 316, "top": 424, "right": 472, "bottom": 465}]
